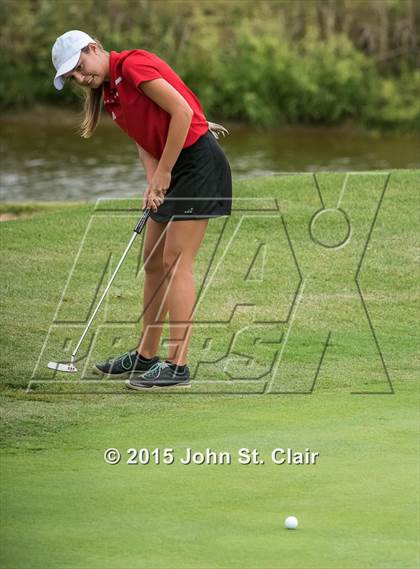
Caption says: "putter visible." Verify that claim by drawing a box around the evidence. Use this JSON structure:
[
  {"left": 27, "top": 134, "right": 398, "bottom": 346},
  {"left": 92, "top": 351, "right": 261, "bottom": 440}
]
[{"left": 48, "top": 208, "right": 151, "bottom": 373}]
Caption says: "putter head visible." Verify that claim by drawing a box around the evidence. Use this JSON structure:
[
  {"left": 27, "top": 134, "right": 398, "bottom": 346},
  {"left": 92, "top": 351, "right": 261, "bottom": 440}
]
[{"left": 47, "top": 361, "right": 78, "bottom": 373}]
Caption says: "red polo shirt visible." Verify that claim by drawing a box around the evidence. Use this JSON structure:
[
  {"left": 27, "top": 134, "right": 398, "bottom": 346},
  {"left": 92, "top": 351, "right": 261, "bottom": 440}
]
[{"left": 103, "top": 50, "right": 209, "bottom": 160}]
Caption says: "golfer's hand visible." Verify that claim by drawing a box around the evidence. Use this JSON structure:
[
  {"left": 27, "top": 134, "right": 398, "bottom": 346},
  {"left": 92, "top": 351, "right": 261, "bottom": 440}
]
[{"left": 143, "top": 168, "right": 171, "bottom": 212}]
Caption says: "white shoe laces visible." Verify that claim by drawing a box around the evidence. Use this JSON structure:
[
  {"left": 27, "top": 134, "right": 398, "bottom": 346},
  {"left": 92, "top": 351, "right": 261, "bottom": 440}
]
[{"left": 143, "top": 361, "right": 169, "bottom": 380}]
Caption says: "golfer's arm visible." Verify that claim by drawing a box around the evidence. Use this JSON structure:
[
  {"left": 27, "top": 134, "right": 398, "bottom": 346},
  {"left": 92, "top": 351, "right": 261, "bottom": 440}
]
[
  {"left": 136, "top": 143, "right": 159, "bottom": 184},
  {"left": 158, "top": 110, "right": 192, "bottom": 173},
  {"left": 140, "top": 79, "right": 193, "bottom": 174}
]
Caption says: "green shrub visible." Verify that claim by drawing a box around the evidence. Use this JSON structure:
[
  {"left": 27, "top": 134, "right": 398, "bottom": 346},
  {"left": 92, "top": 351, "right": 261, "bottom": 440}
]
[{"left": 0, "top": 0, "right": 418, "bottom": 130}]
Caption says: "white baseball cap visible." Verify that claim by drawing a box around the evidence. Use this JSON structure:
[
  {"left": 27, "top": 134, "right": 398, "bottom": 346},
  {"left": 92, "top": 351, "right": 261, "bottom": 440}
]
[{"left": 52, "top": 30, "right": 95, "bottom": 90}]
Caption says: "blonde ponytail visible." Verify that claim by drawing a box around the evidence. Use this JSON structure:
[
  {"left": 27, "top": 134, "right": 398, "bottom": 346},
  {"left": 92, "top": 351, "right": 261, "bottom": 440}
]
[
  {"left": 79, "top": 84, "right": 103, "bottom": 138},
  {"left": 78, "top": 40, "right": 105, "bottom": 139}
]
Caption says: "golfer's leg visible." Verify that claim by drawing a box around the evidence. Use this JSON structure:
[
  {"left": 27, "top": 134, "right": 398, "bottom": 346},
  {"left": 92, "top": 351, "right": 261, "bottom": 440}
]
[
  {"left": 163, "top": 219, "right": 209, "bottom": 365},
  {"left": 137, "top": 218, "right": 168, "bottom": 358}
]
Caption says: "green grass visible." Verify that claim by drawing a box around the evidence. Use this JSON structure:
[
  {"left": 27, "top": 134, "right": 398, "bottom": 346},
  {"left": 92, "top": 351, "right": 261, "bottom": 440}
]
[{"left": 1, "top": 171, "right": 419, "bottom": 568}]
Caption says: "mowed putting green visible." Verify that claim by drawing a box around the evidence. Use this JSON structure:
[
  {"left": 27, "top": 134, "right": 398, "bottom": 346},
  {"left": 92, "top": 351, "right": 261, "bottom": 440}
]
[
  {"left": 1, "top": 171, "right": 419, "bottom": 568},
  {"left": 1, "top": 393, "right": 418, "bottom": 568}
]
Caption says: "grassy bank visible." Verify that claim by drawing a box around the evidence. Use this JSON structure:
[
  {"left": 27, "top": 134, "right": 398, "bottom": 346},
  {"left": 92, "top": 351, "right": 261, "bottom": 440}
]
[{"left": 1, "top": 171, "right": 419, "bottom": 568}]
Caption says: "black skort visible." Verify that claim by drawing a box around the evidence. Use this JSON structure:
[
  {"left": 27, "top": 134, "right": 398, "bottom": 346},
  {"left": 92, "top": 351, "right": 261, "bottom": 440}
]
[{"left": 150, "top": 130, "right": 232, "bottom": 223}]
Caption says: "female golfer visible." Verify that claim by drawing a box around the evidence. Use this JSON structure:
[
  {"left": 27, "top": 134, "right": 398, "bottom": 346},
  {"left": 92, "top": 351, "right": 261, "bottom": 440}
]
[{"left": 51, "top": 30, "right": 232, "bottom": 390}]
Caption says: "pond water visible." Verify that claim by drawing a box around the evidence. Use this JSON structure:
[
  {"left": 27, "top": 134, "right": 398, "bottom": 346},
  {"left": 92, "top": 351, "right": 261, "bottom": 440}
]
[{"left": 1, "top": 110, "right": 419, "bottom": 202}]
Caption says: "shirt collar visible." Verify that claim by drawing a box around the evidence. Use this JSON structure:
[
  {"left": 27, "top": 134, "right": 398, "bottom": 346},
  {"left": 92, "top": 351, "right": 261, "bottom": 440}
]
[{"left": 108, "top": 51, "right": 121, "bottom": 90}]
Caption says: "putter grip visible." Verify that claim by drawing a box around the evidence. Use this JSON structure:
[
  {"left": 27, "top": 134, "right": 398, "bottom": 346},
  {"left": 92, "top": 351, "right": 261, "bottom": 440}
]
[{"left": 134, "top": 209, "right": 151, "bottom": 234}]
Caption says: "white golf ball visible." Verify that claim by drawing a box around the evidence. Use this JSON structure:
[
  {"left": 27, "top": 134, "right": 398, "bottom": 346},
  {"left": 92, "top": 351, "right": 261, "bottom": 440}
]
[{"left": 284, "top": 516, "right": 298, "bottom": 530}]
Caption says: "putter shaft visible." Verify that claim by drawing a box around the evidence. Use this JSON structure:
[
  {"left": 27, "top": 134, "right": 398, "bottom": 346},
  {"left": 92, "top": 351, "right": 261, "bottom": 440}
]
[{"left": 71, "top": 209, "right": 150, "bottom": 362}]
